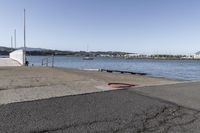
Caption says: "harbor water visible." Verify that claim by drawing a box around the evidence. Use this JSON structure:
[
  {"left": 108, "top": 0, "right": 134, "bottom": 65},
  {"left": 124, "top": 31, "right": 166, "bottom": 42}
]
[{"left": 27, "top": 56, "right": 200, "bottom": 81}]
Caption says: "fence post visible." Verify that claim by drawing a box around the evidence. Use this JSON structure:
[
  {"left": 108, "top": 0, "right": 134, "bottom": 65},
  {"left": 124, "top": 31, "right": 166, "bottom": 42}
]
[
  {"left": 52, "top": 55, "right": 54, "bottom": 68},
  {"left": 41, "top": 56, "right": 55, "bottom": 67}
]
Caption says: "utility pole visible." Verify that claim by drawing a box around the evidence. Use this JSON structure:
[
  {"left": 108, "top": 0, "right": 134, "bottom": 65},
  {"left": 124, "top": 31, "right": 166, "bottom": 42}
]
[
  {"left": 24, "top": 9, "right": 26, "bottom": 50},
  {"left": 24, "top": 9, "right": 27, "bottom": 65},
  {"left": 14, "top": 29, "right": 16, "bottom": 49}
]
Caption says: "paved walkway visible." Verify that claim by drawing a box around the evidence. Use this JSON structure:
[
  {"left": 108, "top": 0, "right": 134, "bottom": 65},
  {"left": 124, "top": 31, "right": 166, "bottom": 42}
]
[{"left": 0, "top": 58, "right": 21, "bottom": 66}]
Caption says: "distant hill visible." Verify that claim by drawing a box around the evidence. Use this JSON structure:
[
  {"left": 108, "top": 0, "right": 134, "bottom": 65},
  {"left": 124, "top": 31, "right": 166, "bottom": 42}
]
[
  {"left": 0, "top": 46, "right": 12, "bottom": 51},
  {"left": 195, "top": 51, "right": 200, "bottom": 55},
  {"left": 17, "top": 47, "right": 50, "bottom": 51},
  {"left": 0, "top": 46, "right": 13, "bottom": 55},
  {"left": 0, "top": 46, "right": 133, "bottom": 57},
  {"left": 0, "top": 46, "right": 49, "bottom": 51}
]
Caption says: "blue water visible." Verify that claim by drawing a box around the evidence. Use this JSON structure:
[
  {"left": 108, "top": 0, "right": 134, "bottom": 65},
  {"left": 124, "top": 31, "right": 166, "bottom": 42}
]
[{"left": 27, "top": 56, "right": 200, "bottom": 81}]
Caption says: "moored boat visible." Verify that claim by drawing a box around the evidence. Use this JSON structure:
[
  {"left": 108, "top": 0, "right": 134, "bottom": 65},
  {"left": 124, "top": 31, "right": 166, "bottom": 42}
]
[{"left": 82, "top": 56, "right": 94, "bottom": 60}]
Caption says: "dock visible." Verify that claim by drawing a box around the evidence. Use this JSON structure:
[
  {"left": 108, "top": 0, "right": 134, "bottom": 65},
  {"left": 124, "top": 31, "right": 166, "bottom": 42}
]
[
  {"left": 99, "top": 69, "right": 147, "bottom": 75},
  {"left": 0, "top": 49, "right": 25, "bottom": 67},
  {"left": 0, "top": 58, "right": 21, "bottom": 67}
]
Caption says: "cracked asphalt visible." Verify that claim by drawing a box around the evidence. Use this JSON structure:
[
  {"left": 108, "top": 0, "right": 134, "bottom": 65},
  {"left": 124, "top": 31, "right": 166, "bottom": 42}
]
[{"left": 1, "top": 89, "right": 200, "bottom": 133}]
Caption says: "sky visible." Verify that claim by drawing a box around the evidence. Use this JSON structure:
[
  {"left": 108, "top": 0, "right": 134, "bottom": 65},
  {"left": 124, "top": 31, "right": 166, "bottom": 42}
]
[{"left": 0, "top": 0, "right": 200, "bottom": 54}]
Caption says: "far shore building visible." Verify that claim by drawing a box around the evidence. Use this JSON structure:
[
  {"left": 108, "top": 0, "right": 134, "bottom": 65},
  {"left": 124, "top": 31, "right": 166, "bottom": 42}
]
[
  {"left": 124, "top": 53, "right": 143, "bottom": 58},
  {"left": 181, "top": 55, "right": 193, "bottom": 59}
]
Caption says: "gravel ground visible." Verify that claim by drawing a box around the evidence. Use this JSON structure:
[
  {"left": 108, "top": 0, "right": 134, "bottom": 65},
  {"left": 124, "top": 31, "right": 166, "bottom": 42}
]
[
  {"left": 0, "top": 67, "right": 180, "bottom": 90},
  {"left": 0, "top": 66, "right": 183, "bottom": 105}
]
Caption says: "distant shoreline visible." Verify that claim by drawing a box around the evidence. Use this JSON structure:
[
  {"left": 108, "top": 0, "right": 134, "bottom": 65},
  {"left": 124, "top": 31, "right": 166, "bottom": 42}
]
[
  {"left": 0, "top": 46, "right": 199, "bottom": 60},
  {"left": 24, "top": 55, "right": 200, "bottom": 61}
]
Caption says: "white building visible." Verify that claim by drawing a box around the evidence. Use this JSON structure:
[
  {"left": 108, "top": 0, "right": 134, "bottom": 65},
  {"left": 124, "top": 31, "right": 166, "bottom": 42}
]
[
  {"left": 124, "top": 53, "right": 142, "bottom": 58},
  {"left": 194, "top": 52, "right": 200, "bottom": 59}
]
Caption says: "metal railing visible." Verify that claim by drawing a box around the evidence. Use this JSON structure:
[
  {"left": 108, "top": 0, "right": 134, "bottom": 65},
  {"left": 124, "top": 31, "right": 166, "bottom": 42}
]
[{"left": 41, "top": 55, "right": 55, "bottom": 67}]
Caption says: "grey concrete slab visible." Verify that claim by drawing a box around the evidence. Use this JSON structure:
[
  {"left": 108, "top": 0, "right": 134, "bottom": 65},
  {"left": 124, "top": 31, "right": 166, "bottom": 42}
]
[
  {"left": 0, "top": 85, "right": 123, "bottom": 105},
  {"left": 0, "top": 90, "right": 200, "bottom": 133},
  {"left": 132, "top": 81, "right": 200, "bottom": 110}
]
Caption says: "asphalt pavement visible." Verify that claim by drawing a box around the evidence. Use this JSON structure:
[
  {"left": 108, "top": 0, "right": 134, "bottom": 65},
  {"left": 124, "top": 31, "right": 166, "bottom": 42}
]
[
  {"left": 133, "top": 81, "right": 200, "bottom": 110},
  {"left": 1, "top": 89, "right": 200, "bottom": 133}
]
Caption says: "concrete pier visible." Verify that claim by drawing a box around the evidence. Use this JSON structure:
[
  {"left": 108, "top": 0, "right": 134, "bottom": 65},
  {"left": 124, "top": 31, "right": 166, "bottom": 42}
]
[
  {"left": 0, "top": 58, "right": 21, "bottom": 66},
  {"left": 0, "top": 49, "right": 24, "bottom": 67}
]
